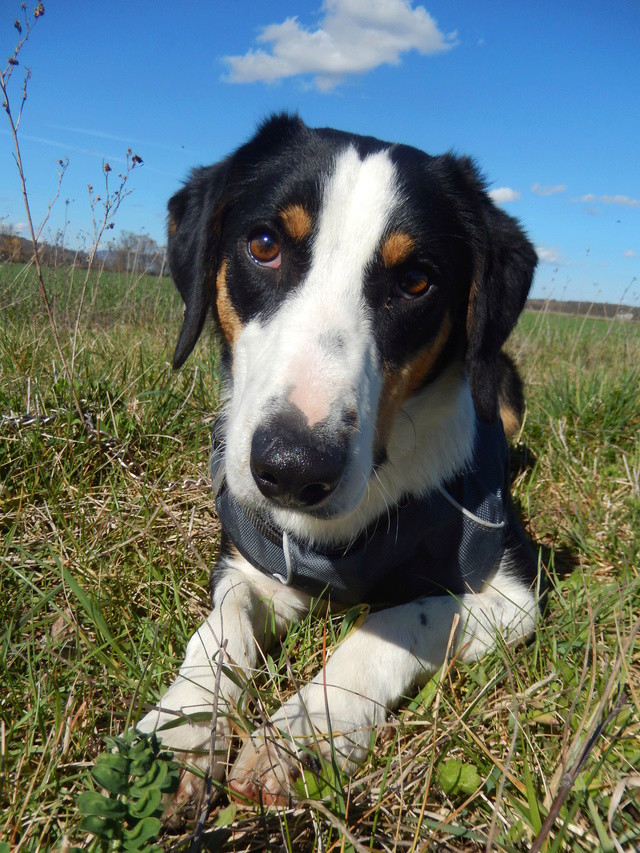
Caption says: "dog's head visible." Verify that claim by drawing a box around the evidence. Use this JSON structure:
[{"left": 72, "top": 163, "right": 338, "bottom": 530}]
[{"left": 168, "top": 114, "right": 536, "bottom": 536}]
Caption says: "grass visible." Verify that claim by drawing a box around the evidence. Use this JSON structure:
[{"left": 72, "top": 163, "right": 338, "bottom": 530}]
[{"left": 1, "top": 260, "right": 639, "bottom": 851}]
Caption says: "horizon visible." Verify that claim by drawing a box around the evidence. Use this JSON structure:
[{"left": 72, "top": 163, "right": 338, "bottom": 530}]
[{"left": 1, "top": 1, "right": 639, "bottom": 306}]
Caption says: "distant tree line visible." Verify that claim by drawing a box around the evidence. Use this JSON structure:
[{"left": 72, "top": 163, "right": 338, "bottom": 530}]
[
  {"left": 100, "top": 231, "right": 167, "bottom": 276},
  {"left": 526, "top": 298, "right": 640, "bottom": 321},
  {"left": 0, "top": 226, "right": 167, "bottom": 276}
]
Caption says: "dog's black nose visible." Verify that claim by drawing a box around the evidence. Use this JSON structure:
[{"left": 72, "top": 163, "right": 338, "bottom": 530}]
[{"left": 250, "top": 416, "right": 347, "bottom": 508}]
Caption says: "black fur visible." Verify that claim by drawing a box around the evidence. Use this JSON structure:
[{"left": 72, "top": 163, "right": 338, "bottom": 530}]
[{"left": 168, "top": 114, "right": 537, "bottom": 408}]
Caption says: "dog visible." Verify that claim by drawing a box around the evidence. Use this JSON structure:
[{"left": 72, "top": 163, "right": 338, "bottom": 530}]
[{"left": 136, "top": 113, "right": 540, "bottom": 811}]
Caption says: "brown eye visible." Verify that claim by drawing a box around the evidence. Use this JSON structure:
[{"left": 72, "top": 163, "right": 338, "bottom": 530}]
[
  {"left": 248, "top": 231, "right": 281, "bottom": 267},
  {"left": 398, "top": 270, "right": 431, "bottom": 299}
]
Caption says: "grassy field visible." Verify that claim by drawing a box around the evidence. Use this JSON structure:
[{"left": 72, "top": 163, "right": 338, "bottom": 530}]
[{"left": 1, "top": 260, "right": 639, "bottom": 852}]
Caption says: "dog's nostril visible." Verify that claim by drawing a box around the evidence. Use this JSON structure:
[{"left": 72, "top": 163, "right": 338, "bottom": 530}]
[
  {"left": 299, "top": 481, "right": 334, "bottom": 506},
  {"left": 258, "top": 471, "right": 278, "bottom": 487}
]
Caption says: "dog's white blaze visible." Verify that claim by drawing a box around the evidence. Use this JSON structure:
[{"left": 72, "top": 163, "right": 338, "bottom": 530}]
[
  {"left": 282, "top": 146, "right": 399, "bottom": 424},
  {"left": 308, "top": 145, "right": 399, "bottom": 315},
  {"left": 225, "top": 146, "right": 399, "bottom": 519}
]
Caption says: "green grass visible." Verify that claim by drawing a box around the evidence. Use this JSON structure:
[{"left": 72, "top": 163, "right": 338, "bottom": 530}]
[{"left": 1, "top": 261, "right": 639, "bottom": 851}]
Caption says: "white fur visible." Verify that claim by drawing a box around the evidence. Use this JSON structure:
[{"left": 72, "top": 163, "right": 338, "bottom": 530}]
[
  {"left": 224, "top": 146, "right": 400, "bottom": 535},
  {"left": 139, "top": 553, "right": 537, "bottom": 786}
]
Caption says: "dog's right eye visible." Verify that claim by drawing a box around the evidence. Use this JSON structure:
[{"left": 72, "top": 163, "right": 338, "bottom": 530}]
[
  {"left": 248, "top": 231, "right": 281, "bottom": 268},
  {"left": 396, "top": 269, "right": 433, "bottom": 300}
]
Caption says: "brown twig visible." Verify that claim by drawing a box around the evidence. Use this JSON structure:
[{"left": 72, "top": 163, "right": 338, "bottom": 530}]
[
  {"left": 71, "top": 152, "right": 142, "bottom": 372},
  {"left": 0, "top": 5, "right": 89, "bottom": 428},
  {"left": 189, "top": 639, "right": 228, "bottom": 853},
  {"left": 1, "top": 4, "right": 143, "bottom": 427}
]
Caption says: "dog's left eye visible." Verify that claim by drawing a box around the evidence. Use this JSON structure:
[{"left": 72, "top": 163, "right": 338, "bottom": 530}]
[
  {"left": 397, "top": 270, "right": 432, "bottom": 299},
  {"left": 248, "top": 231, "right": 281, "bottom": 268}
]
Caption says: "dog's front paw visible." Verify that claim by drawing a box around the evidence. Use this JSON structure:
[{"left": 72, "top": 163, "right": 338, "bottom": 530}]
[
  {"left": 229, "top": 730, "right": 302, "bottom": 806},
  {"left": 229, "top": 688, "right": 378, "bottom": 805},
  {"left": 135, "top": 710, "right": 231, "bottom": 825},
  {"left": 228, "top": 723, "right": 352, "bottom": 807},
  {"left": 161, "top": 751, "right": 211, "bottom": 829}
]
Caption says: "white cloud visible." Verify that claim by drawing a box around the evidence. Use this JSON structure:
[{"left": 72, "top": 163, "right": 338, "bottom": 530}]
[
  {"left": 578, "top": 193, "right": 639, "bottom": 207},
  {"left": 531, "top": 182, "right": 566, "bottom": 196},
  {"left": 222, "top": 0, "right": 457, "bottom": 90},
  {"left": 536, "top": 246, "right": 564, "bottom": 265},
  {"left": 488, "top": 187, "right": 520, "bottom": 204},
  {"left": 600, "top": 195, "right": 639, "bottom": 206},
  {"left": 0, "top": 221, "right": 27, "bottom": 237},
  {"left": 623, "top": 249, "right": 637, "bottom": 257}
]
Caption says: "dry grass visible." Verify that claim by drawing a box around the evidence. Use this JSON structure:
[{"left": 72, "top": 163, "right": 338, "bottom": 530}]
[{"left": 1, "top": 262, "right": 639, "bottom": 851}]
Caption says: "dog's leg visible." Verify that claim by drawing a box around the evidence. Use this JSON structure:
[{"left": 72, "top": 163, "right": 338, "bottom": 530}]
[
  {"left": 136, "top": 557, "right": 310, "bottom": 814},
  {"left": 230, "top": 563, "right": 538, "bottom": 804}
]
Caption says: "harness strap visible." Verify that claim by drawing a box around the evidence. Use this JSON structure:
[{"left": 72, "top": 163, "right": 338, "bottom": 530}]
[{"left": 214, "top": 418, "right": 509, "bottom": 606}]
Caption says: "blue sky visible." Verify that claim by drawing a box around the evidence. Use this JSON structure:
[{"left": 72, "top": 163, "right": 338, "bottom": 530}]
[{"left": 1, "top": 0, "right": 639, "bottom": 305}]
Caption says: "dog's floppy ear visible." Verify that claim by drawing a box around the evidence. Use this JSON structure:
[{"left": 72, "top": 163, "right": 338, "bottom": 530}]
[
  {"left": 168, "top": 162, "right": 230, "bottom": 369},
  {"left": 168, "top": 113, "right": 307, "bottom": 369},
  {"left": 463, "top": 166, "right": 537, "bottom": 422}
]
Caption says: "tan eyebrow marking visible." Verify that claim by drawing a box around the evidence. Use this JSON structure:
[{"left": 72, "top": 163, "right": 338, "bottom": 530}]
[
  {"left": 380, "top": 231, "right": 415, "bottom": 268},
  {"left": 279, "top": 203, "right": 313, "bottom": 241}
]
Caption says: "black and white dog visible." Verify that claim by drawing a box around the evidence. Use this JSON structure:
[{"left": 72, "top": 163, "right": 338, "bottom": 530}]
[{"left": 137, "top": 114, "right": 540, "bottom": 808}]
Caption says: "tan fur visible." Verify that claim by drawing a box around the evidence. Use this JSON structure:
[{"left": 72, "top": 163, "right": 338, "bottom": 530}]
[
  {"left": 216, "top": 260, "right": 243, "bottom": 345},
  {"left": 380, "top": 231, "right": 414, "bottom": 268},
  {"left": 375, "top": 312, "right": 452, "bottom": 450},
  {"left": 499, "top": 403, "right": 521, "bottom": 439},
  {"left": 280, "top": 203, "right": 312, "bottom": 241},
  {"left": 466, "top": 274, "right": 480, "bottom": 339}
]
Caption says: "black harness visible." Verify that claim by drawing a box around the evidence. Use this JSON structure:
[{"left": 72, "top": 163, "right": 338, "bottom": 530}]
[{"left": 213, "top": 418, "right": 509, "bottom": 607}]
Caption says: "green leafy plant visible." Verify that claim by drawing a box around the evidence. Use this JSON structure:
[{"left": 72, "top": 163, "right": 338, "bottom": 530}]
[
  {"left": 293, "top": 760, "right": 345, "bottom": 803},
  {"left": 76, "top": 729, "right": 180, "bottom": 851},
  {"left": 437, "top": 758, "right": 482, "bottom": 798}
]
